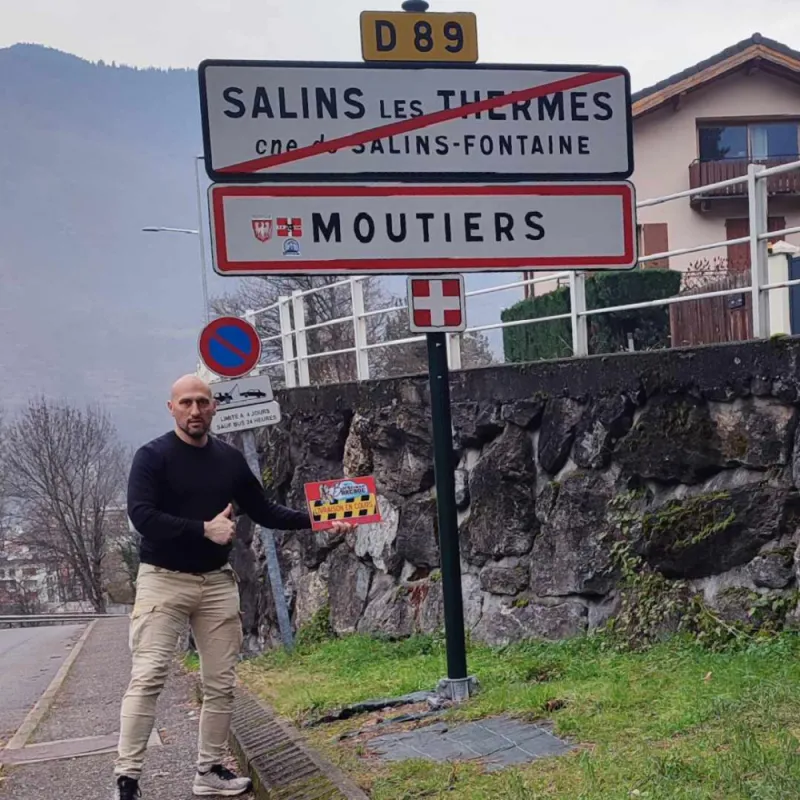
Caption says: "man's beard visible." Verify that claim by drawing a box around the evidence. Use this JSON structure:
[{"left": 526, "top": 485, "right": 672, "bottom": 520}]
[{"left": 183, "top": 420, "right": 208, "bottom": 439}]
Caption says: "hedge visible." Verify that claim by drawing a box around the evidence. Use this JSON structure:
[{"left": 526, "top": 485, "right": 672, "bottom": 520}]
[{"left": 501, "top": 269, "right": 683, "bottom": 363}]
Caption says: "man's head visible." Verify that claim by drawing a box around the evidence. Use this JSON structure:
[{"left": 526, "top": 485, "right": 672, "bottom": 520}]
[{"left": 168, "top": 375, "right": 215, "bottom": 443}]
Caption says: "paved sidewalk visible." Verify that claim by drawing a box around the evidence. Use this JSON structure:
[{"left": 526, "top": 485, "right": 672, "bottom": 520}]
[{"left": 1, "top": 618, "right": 253, "bottom": 800}]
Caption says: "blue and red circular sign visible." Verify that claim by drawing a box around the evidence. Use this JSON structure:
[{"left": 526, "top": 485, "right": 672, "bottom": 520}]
[{"left": 198, "top": 316, "right": 262, "bottom": 379}]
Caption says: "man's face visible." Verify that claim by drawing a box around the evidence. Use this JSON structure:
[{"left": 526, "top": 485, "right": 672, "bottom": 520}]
[{"left": 168, "top": 388, "right": 215, "bottom": 439}]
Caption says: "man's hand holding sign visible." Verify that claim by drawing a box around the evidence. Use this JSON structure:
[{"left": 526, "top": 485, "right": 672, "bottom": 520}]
[{"left": 323, "top": 520, "right": 357, "bottom": 535}]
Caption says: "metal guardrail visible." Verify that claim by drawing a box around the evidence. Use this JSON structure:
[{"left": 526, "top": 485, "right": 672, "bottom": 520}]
[{"left": 0, "top": 613, "right": 127, "bottom": 628}]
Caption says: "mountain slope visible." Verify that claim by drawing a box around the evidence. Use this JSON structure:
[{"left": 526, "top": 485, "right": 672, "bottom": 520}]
[
  {"left": 0, "top": 44, "right": 513, "bottom": 445},
  {"left": 0, "top": 44, "right": 207, "bottom": 443}
]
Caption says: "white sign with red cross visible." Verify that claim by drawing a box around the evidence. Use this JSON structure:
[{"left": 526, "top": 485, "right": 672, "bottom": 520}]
[{"left": 407, "top": 275, "right": 467, "bottom": 333}]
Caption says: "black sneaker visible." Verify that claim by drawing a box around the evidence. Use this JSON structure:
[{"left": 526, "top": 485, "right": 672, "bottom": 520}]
[
  {"left": 113, "top": 776, "right": 141, "bottom": 800},
  {"left": 193, "top": 764, "right": 252, "bottom": 796}
]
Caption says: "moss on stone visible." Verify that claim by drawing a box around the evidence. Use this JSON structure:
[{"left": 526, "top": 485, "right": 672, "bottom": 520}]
[
  {"left": 295, "top": 605, "right": 334, "bottom": 648},
  {"left": 763, "top": 546, "right": 796, "bottom": 562},
  {"left": 718, "top": 586, "right": 752, "bottom": 601},
  {"left": 642, "top": 492, "right": 735, "bottom": 553},
  {"left": 725, "top": 429, "right": 749, "bottom": 460},
  {"left": 770, "top": 332, "right": 790, "bottom": 344}
]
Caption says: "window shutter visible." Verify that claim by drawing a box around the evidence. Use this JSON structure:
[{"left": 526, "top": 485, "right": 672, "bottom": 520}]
[
  {"left": 640, "top": 223, "right": 670, "bottom": 269},
  {"left": 725, "top": 217, "right": 786, "bottom": 272},
  {"left": 725, "top": 218, "right": 750, "bottom": 272},
  {"left": 768, "top": 216, "right": 787, "bottom": 244}
]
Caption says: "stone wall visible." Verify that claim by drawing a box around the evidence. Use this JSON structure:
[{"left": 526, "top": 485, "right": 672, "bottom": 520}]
[{"left": 228, "top": 337, "right": 800, "bottom": 652}]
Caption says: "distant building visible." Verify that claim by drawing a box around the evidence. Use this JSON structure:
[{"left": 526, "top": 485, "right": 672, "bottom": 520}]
[
  {"left": 0, "top": 528, "right": 63, "bottom": 613},
  {"left": 525, "top": 33, "right": 800, "bottom": 298},
  {"left": 0, "top": 503, "right": 137, "bottom": 613}
]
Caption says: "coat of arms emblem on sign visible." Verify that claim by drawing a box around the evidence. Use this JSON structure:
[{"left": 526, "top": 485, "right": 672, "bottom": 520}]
[{"left": 251, "top": 217, "right": 273, "bottom": 242}]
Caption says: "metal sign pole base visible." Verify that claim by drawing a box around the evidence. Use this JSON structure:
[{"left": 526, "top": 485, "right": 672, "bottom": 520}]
[
  {"left": 241, "top": 429, "right": 295, "bottom": 651},
  {"left": 436, "top": 675, "right": 480, "bottom": 703}
]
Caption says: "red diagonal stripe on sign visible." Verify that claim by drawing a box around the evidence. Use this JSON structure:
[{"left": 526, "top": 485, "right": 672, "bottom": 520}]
[
  {"left": 210, "top": 331, "right": 250, "bottom": 360},
  {"left": 218, "top": 71, "right": 620, "bottom": 174}
]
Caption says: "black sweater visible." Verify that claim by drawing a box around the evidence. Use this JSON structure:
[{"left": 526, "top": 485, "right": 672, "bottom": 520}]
[{"left": 127, "top": 431, "right": 308, "bottom": 573}]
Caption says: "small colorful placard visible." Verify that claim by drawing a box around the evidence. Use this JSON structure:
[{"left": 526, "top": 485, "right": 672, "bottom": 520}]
[{"left": 304, "top": 476, "right": 382, "bottom": 531}]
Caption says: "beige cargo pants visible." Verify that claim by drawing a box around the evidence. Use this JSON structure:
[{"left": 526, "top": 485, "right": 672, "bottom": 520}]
[{"left": 114, "top": 563, "right": 243, "bottom": 780}]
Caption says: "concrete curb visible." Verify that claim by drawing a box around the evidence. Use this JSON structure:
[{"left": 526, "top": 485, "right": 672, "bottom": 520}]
[
  {"left": 2, "top": 620, "right": 97, "bottom": 756},
  {"left": 191, "top": 675, "right": 368, "bottom": 799}
]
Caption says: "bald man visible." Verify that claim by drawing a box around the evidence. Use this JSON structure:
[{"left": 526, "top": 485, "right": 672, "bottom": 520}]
[{"left": 115, "top": 375, "right": 352, "bottom": 800}]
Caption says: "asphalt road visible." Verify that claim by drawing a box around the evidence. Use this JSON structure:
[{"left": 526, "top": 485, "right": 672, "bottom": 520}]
[{"left": 0, "top": 624, "right": 85, "bottom": 743}]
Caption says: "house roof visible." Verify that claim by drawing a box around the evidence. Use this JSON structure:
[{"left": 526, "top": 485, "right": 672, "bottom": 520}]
[{"left": 632, "top": 33, "right": 800, "bottom": 118}]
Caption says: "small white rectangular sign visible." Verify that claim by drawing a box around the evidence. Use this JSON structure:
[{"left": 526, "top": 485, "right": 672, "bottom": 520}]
[
  {"left": 210, "top": 375, "right": 274, "bottom": 409},
  {"left": 208, "top": 182, "right": 637, "bottom": 276},
  {"left": 211, "top": 401, "right": 282, "bottom": 435},
  {"left": 198, "top": 60, "right": 632, "bottom": 182}
]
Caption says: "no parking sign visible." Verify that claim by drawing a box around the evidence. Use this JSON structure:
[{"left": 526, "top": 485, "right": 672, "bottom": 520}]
[{"left": 198, "top": 316, "right": 262, "bottom": 379}]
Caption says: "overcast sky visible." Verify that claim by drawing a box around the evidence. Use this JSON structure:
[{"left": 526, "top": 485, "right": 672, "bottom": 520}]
[{"left": 3, "top": 0, "right": 799, "bottom": 89}]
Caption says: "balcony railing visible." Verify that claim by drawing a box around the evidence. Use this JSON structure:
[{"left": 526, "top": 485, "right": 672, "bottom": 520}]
[{"left": 689, "top": 156, "right": 800, "bottom": 205}]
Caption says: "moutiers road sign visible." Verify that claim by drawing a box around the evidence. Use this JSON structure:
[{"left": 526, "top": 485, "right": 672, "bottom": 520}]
[{"left": 206, "top": 181, "right": 637, "bottom": 276}]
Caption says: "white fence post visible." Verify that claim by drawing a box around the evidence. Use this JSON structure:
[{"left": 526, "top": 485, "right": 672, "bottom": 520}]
[
  {"left": 569, "top": 271, "right": 589, "bottom": 356},
  {"left": 291, "top": 290, "right": 311, "bottom": 386},
  {"left": 447, "top": 333, "right": 463, "bottom": 370},
  {"left": 748, "top": 162, "right": 770, "bottom": 339},
  {"left": 350, "top": 278, "right": 370, "bottom": 380},
  {"left": 278, "top": 296, "right": 297, "bottom": 388}
]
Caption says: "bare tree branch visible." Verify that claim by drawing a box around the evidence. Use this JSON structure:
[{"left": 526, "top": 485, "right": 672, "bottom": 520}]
[
  {"left": 211, "top": 276, "right": 388, "bottom": 384},
  {"left": 4, "top": 399, "right": 127, "bottom": 612},
  {"left": 211, "top": 277, "right": 496, "bottom": 383}
]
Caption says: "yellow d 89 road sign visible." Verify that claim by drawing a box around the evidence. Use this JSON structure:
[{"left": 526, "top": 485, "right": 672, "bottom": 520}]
[{"left": 360, "top": 10, "right": 478, "bottom": 63}]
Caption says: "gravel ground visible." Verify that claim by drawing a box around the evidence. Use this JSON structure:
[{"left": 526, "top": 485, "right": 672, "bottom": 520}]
[{"left": 2, "top": 618, "right": 253, "bottom": 800}]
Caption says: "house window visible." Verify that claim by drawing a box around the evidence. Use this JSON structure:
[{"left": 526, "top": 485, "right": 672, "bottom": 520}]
[
  {"left": 699, "top": 122, "right": 799, "bottom": 161},
  {"left": 752, "top": 122, "right": 799, "bottom": 158},
  {"left": 699, "top": 125, "right": 748, "bottom": 160}
]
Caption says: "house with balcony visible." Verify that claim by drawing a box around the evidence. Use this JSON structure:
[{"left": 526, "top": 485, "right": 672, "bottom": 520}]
[{"left": 526, "top": 33, "right": 800, "bottom": 297}]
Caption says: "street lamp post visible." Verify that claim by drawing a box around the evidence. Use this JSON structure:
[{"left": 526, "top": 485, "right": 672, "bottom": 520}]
[
  {"left": 142, "top": 225, "right": 209, "bottom": 326},
  {"left": 141, "top": 156, "right": 211, "bottom": 325},
  {"left": 194, "top": 155, "right": 211, "bottom": 327}
]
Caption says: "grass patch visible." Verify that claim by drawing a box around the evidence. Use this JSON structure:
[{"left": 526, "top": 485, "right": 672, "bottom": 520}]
[
  {"left": 239, "top": 631, "right": 800, "bottom": 799},
  {"left": 182, "top": 650, "right": 200, "bottom": 672}
]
